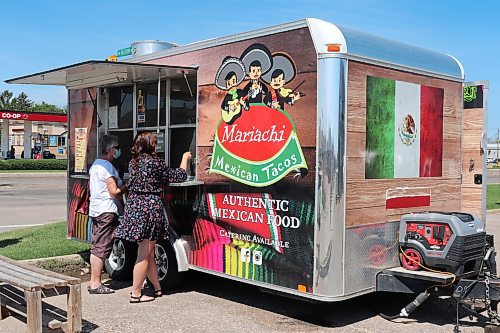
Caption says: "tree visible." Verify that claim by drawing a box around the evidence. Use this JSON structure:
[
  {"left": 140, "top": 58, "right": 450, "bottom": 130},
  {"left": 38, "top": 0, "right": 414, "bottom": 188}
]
[
  {"left": 12, "top": 92, "right": 33, "bottom": 111},
  {"left": 0, "top": 90, "right": 14, "bottom": 109},
  {"left": 31, "top": 101, "right": 66, "bottom": 114}
]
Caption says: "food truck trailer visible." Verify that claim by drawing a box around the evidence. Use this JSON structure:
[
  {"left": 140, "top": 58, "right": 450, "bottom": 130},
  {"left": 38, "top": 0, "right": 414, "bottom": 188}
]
[{"left": 7, "top": 19, "right": 497, "bottom": 316}]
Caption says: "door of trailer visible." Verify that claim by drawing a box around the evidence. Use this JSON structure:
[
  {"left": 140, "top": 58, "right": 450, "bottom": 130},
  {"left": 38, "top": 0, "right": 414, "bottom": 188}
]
[
  {"left": 461, "top": 81, "right": 488, "bottom": 221},
  {"left": 6, "top": 61, "right": 199, "bottom": 242}
]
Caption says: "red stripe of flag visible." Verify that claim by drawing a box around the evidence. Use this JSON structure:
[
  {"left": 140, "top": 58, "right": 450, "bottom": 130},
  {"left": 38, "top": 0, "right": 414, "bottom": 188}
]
[
  {"left": 386, "top": 195, "right": 431, "bottom": 209},
  {"left": 419, "top": 85, "right": 443, "bottom": 177}
]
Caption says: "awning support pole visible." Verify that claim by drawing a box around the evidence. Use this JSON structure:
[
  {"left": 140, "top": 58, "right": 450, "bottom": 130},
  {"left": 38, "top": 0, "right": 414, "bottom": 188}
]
[
  {"left": 183, "top": 71, "right": 193, "bottom": 97},
  {"left": 157, "top": 69, "right": 161, "bottom": 134}
]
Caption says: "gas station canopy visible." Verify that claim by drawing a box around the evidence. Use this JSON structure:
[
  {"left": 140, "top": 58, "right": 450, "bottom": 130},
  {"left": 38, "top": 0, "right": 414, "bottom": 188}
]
[
  {"left": 5, "top": 60, "right": 198, "bottom": 89},
  {"left": 0, "top": 111, "right": 67, "bottom": 122}
]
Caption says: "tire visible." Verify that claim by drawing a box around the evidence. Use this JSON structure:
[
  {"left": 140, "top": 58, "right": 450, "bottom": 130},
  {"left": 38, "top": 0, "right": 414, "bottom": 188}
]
[
  {"left": 105, "top": 239, "right": 137, "bottom": 281},
  {"left": 400, "top": 247, "right": 424, "bottom": 271},
  {"left": 364, "top": 236, "right": 389, "bottom": 267},
  {"left": 149, "top": 240, "right": 184, "bottom": 290}
]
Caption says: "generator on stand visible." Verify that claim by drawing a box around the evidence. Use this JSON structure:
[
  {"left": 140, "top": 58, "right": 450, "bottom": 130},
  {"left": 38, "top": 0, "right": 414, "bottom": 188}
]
[
  {"left": 399, "top": 212, "right": 486, "bottom": 275},
  {"left": 377, "top": 212, "right": 500, "bottom": 332}
]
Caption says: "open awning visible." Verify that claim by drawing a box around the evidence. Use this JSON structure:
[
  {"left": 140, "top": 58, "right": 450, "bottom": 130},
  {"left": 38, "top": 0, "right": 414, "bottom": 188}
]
[{"left": 5, "top": 60, "right": 198, "bottom": 89}]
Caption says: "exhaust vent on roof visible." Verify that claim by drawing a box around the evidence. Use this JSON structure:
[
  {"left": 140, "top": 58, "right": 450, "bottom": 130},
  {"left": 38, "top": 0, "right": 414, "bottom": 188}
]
[{"left": 131, "top": 41, "right": 177, "bottom": 58}]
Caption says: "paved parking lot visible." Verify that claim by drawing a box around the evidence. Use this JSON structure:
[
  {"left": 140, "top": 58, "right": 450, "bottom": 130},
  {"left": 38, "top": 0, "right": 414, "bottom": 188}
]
[{"left": 0, "top": 172, "right": 66, "bottom": 232}]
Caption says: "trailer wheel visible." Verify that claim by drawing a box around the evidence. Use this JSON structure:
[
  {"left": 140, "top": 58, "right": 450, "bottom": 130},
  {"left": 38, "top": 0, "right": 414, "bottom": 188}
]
[
  {"left": 105, "top": 239, "right": 137, "bottom": 280},
  {"left": 148, "top": 240, "right": 184, "bottom": 290},
  {"left": 400, "top": 248, "right": 423, "bottom": 271},
  {"left": 365, "top": 236, "right": 388, "bottom": 267}
]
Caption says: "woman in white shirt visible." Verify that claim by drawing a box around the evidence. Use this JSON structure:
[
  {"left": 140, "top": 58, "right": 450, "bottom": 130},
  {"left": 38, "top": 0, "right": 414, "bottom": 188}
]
[{"left": 88, "top": 135, "right": 127, "bottom": 294}]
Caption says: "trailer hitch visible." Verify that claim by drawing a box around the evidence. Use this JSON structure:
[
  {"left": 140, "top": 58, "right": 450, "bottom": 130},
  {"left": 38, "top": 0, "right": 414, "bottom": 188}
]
[
  {"left": 379, "top": 291, "right": 430, "bottom": 320},
  {"left": 453, "top": 271, "right": 500, "bottom": 331}
]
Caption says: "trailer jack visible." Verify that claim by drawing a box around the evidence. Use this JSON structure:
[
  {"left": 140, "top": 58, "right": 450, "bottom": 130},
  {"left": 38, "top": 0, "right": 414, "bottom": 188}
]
[{"left": 452, "top": 272, "right": 500, "bottom": 332}]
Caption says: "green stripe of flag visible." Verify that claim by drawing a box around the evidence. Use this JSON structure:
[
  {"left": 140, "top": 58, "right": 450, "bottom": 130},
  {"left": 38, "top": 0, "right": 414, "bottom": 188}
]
[{"left": 366, "top": 76, "right": 395, "bottom": 179}]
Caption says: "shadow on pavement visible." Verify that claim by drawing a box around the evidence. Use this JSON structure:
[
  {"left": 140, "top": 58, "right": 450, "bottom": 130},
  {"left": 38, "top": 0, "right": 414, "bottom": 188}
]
[{"left": 167, "top": 270, "right": 489, "bottom": 330}]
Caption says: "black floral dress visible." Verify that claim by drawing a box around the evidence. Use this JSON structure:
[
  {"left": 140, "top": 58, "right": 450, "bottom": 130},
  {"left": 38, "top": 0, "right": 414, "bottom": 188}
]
[{"left": 115, "top": 154, "right": 187, "bottom": 242}]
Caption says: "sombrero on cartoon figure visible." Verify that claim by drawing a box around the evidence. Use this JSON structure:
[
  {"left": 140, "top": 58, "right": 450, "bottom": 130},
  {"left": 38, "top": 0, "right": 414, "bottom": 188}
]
[
  {"left": 262, "top": 52, "right": 305, "bottom": 112},
  {"left": 261, "top": 52, "right": 297, "bottom": 87},
  {"left": 240, "top": 44, "right": 273, "bottom": 104},
  {"left": 214, "top": 56, "right": 246, "bottom": 90},
  {"left": 240, "top": 44, "right": 273, "bottom": 75},
  {"left": 215, "top": 57, "right": 247, "bottom": 124}
]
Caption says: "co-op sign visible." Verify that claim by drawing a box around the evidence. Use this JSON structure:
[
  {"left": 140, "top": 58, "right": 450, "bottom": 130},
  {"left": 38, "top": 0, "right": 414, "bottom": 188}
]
[
  {"left": 1, "top": 112, "right": 28, "bottom": 120},
  {"left": 0, "top": 111, "right": 68, "bottom": 123}
]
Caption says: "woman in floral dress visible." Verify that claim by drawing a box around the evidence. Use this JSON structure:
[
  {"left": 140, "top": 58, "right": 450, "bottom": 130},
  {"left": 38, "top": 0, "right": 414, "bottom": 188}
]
[{"left": 115, "top": 131, "right": 191, "bottom": 303}]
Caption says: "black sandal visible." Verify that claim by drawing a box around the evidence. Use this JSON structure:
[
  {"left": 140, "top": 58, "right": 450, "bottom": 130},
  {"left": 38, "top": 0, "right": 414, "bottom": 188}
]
[
  {"left": 154, "top": 289, "right": 162, "bottom": 298},
  {"left": 130, "top": 293, "right": 154, "bottom": 304},
  {"left": 88, "top": 284, "right": 115, "bottom": 294}
]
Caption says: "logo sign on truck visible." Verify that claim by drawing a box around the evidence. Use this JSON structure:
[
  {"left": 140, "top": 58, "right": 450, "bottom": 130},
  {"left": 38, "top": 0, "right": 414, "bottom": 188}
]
[
  {"left": 464, "top": 85, "right": 484, "bottom": 109},
  {"left": 210, "top": 44, "right": 307, "bottom": 187}
]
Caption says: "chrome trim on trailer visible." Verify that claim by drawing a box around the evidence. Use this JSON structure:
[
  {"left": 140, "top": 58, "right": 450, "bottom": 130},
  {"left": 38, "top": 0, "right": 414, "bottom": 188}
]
[
  {"left": 319, "top": 53, "right": 462, "bottom": 83},
  {"left": 307, "top": 18, "right": 463, "bottom": 81},
  {"left": 133, "top": 18, "right": 463, "bottom": 83},
  {"left": 314, "top": 57, "right": 347, "bottom": 297},
  {"left": 131, "top": 20, "right": 309, "bottom": 63},
  {"left": 188, "top": 265, "right": 373, "bottom": 302},
  {"left": 172, "top": 239, "right": 190, "bottom": 272}
]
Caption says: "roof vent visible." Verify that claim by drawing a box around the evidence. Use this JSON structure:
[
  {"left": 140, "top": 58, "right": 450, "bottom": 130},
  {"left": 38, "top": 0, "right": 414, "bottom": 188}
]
[{"left": 131, "top": 40, "right": 177, "bottom": 58}]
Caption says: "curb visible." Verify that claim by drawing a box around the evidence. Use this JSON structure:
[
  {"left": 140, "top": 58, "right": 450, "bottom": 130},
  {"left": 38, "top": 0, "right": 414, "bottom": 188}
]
[
  {"left": 0, "top": 171, "right": 66, "bottom": 177},
  {"left": 20, "top": 252, "right": 90, "bottom": 265}
]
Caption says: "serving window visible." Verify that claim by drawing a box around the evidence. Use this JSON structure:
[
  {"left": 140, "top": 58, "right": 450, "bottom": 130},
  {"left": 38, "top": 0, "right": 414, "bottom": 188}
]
[{"left": 97, "top": 70, "right": 197, "bottom": 177}]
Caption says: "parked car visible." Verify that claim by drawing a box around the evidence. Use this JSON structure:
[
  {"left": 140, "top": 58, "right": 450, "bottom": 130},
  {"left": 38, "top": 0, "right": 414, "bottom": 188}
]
[{"left": 43, "top": 150, "right": 56, "bottom": 159}]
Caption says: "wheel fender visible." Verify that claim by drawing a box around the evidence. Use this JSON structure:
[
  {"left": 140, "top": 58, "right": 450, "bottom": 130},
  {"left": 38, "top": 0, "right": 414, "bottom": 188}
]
[{"left": 168, "top": 227, "right": 190, "bottom": 272}]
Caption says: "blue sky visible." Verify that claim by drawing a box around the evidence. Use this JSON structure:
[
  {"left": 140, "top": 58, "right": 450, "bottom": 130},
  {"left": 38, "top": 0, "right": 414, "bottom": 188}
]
[{"left": 1, "top": 0, "right": 498, "bottom": 138}]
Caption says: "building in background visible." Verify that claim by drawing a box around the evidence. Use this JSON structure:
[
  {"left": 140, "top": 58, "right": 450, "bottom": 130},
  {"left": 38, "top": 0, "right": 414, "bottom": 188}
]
[
  {"left": 487, "top": 143, "right": 500, "bottom": 163},
  {"left": 0, "top": 111, "right": 67, "bottom": 159}
]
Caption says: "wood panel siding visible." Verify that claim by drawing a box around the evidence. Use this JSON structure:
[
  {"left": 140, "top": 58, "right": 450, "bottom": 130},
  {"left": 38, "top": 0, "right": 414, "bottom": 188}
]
[
  {"left": 461, "top": 106, "right": 484, "bottom": 218},
  {"left": 346, "top": 62, "right": 463, "bottom": 226}
]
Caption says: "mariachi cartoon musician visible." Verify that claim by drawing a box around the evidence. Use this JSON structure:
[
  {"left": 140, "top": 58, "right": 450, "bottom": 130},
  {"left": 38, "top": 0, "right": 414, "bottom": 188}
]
[
  {"left": 263, "top": 53, "right": 303, "bottom": 111},
  {"left": 214, "top": 57, "right": 248, "bottom": 124},
  {"left": 240, "top": 44, "right": 272, "bottom": 104}
]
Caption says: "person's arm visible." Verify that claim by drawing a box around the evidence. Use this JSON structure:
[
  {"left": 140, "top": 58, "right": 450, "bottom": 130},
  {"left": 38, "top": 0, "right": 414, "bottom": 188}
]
[
  {"left": 165, "top": 152, "right": 191, "bottom": 183},
  {"left": 179, "top": 152, "right": 191, "bottom": 172},
  {"left": 105, "top": 177, "right": 127, "bottom": 198}
]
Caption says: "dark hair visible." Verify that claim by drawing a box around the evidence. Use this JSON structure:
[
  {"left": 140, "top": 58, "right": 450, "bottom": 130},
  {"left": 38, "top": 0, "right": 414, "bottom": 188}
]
[
  {"left": 271, "top": 69, "right": 284, "bottom": 80},
  {"left": 131, "top": 132, "right": 157, "bottom": 163},
  {"left": 249, "top": 60, "right": 261, "bottom": 69},
  {"left": 225, "top": 71, "right": 236, "bottom": 81},
  {"left": 99, "top": 134, "right": 118, "bottom": 156}
]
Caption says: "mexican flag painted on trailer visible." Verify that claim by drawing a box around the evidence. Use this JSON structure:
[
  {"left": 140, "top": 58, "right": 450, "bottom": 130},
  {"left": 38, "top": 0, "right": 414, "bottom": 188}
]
[{"left": 365, "top": 76, "right": 444, "bottom": 179}]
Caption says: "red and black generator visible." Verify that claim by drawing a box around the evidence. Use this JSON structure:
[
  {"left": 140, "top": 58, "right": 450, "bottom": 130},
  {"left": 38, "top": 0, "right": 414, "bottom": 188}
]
[{"left": 399, "top": 212, "right": 486, "bottom": 274}]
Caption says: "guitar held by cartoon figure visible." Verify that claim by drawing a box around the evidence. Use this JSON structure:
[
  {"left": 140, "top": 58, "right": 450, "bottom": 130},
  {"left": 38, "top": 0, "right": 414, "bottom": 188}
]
[
  {"left": 222, "top": 98, "right": 245, "bottom": 124},
  {"left": 222, "top": 93, "right": 254, "bottom": 124}
]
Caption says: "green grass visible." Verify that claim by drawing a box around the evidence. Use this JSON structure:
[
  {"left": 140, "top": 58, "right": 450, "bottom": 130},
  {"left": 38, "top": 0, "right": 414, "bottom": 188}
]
[
  {"left": 0, "top": 222, "right": 90, "bottom": 260},
  {"left": 488, "top": 184, "right": 500, "bottom": 211}
]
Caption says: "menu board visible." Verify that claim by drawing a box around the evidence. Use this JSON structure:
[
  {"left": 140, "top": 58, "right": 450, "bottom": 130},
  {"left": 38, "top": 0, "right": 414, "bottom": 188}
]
[{"left": 74, "top": 127, "right": 88, "bottom": 173}]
